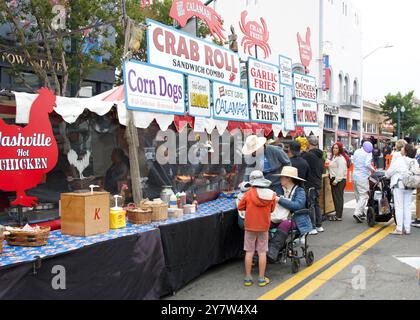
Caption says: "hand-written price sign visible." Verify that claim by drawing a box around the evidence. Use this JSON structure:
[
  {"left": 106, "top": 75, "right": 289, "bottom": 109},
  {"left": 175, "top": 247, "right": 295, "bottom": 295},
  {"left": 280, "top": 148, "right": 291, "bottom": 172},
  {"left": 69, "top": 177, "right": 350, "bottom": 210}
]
[
  {"left": 250, "top": 90, "right": 281, "bottom": 124},
  {"left": 295, "top": 99, "right": 318, "bottom": 127},
  {"left": 212, "top": 82, "right": 249, "bottom": 122},
  {"left": 293, "top": 73, "right": 317, "bottom": 101},
  {"left": 188, "top": 76, "right": 211, "bottom": 118},
  {"left": 279, "top": 55, "right": 293, "bottom": 86},
  {"left": 248, "top": 58, "right": 280, "bottom": 94},
  {"left": 123, "top": 60, "right": 186, "bottom": 115}
]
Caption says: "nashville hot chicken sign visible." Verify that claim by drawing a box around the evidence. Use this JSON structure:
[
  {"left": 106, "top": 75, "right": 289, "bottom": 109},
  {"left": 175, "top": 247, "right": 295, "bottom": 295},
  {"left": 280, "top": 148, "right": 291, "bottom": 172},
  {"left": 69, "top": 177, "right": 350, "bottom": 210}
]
[
  {"left": 170, "top": 0, "right": 226, "bottom": 42},
  {"left": 147, "top": 19, "right": 240, "bottom": 86},
  {"left": 0, "top": 88, "right": 58, "bottom": 207}
]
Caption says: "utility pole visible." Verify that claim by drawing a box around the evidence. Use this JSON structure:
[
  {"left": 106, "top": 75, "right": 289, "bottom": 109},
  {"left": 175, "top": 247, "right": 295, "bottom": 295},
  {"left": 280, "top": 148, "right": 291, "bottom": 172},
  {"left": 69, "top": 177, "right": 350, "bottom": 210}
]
[
  {"left": 121, "top": 0, "right": 143, "bottom": 203},
  {"left": 318, "top": 0, "right": 324, "bottom": 150}
]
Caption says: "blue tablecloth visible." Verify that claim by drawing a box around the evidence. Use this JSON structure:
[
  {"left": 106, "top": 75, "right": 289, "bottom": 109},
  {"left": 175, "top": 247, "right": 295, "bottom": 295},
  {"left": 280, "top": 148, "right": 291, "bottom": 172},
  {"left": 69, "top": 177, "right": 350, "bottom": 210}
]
[{"left": 0, "top": 197, "right": 237, "bottom": 268}]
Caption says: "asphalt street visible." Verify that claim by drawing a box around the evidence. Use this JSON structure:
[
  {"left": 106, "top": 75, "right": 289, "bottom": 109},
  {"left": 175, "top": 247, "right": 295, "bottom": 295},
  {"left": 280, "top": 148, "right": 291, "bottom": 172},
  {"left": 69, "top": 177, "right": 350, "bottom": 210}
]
[{"left": 165, "top": 193, "right": 420, "bottom": 300}]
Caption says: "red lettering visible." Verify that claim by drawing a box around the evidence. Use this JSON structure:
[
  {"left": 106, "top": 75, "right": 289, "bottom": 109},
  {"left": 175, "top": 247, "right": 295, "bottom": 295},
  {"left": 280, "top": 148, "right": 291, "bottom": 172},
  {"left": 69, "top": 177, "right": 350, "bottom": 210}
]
[
  {"left": 94, "top": 208, "right": 101, "bottom": 220},
  {"left": 177, "top": 36, "right": 189, "bottom": 59},
  {"left": 205, "top": 46, "right": 214, "bottom": 66},
  {"left": 153, "top": 28, "right": 164, "bottom": 52},
  {"left": 165, "top": 30, "right": 176, "bottom": 55},
  {"left": 190, "top": 40, "right": 200, "bottom": 62},
  {"left": 214, "top": 49, "right": 224, "bottom": 69}
]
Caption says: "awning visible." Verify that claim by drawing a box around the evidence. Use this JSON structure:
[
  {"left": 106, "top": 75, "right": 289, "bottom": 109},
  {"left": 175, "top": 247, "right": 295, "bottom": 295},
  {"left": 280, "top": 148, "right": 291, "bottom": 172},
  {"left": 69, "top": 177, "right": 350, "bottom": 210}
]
[
  {"left": 323, "top": 128, "right": 335, "bottom": 134},
  {"left": 337, "top": 131, "right": 350, "bottom": 138},
  {"left": 351, "top": 131, "right": 360, "bottom": 138},
  {"left": 14, "top": 86, "right": 321, "bottom": 138}
]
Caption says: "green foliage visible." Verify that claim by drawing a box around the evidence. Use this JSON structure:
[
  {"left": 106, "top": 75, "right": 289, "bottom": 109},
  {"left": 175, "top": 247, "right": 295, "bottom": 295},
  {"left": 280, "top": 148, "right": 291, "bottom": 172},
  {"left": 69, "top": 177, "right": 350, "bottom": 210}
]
[{"left": 380, "top": 91, "right": 420, "bottom": 138}]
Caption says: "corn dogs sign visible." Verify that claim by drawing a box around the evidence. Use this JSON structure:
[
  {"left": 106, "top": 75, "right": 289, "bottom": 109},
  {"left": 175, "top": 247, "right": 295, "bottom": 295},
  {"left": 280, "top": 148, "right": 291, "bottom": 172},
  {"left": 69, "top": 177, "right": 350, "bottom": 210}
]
[{"left": 147, "top": 19, "right": 241, "bottom": 86}]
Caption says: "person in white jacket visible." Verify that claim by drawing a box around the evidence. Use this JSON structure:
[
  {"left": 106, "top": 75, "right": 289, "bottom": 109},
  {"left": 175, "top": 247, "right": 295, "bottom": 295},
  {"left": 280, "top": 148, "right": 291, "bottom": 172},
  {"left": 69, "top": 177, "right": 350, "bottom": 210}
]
[{"left": 386, "top": 144, "right": 419, "bottom": 235}]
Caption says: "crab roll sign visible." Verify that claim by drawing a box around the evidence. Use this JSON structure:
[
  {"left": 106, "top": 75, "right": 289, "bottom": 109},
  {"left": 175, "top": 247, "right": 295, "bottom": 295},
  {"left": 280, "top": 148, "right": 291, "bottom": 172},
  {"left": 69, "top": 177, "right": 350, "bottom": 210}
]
[{"left": 147, "top": 19, "right": 241, "bottom": 86}]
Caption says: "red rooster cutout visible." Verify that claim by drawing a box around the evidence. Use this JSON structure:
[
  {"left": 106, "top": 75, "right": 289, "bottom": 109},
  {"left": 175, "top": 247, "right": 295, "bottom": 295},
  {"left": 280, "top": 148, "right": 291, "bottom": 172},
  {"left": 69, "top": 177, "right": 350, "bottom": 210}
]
[
  {"left": 297, "top": 27, "right": 312, "bottom": 73},
  {"left": 0, "top": 88, "right": 58, "bottom": 207}
]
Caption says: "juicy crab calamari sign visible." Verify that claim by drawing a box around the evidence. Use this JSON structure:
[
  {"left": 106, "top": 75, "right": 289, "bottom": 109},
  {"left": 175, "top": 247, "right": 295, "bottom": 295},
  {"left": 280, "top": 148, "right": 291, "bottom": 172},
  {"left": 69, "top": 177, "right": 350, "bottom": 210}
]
[
  {"left": 170, "top": 0, "right": 226, "bottom": 42},
  {"left": 147, "top": 19, "right": 241, "bottom": 86}
]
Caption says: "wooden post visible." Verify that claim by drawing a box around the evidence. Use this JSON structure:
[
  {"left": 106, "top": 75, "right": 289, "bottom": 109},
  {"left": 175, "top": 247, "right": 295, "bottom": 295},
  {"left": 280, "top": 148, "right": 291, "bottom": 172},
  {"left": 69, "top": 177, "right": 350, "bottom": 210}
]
[{"left": 122, "top": 16, "right": 143, "bottom": 203}]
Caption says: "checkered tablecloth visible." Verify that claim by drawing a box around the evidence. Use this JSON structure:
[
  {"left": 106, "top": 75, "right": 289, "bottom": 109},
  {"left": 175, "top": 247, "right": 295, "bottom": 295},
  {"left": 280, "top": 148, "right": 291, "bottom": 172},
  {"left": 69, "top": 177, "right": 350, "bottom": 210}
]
[{"left": 0, "top": 197, "right": 237, "bottom": 268}]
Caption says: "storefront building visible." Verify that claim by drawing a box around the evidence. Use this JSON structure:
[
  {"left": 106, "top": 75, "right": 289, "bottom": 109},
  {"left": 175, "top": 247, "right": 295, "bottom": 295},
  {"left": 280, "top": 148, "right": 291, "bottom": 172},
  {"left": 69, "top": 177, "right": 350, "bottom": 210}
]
[{"left": 363, "top": 100, "right": 394, "bottom": 146}]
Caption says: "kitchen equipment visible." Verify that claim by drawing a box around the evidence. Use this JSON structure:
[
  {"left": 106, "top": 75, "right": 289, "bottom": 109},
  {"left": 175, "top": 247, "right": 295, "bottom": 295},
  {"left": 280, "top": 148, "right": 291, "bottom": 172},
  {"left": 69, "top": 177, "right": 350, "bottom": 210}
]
[
  {"left": 160, "top": 186, "right": 175, "bottom": 205},
  {"left": 110, "top": 195, "right": 126, "bottom": 230}
]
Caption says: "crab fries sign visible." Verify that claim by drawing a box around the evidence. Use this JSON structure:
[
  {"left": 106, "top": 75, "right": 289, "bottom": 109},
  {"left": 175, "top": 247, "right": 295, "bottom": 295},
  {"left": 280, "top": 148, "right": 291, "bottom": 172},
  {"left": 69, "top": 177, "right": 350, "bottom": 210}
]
[
  {"left": 147, "top": 19, "right": 241, "bottom": 86},
  {"left": 250, "top": 91, "right": 281, "bottom": 124},
  {"left": 239, "top": 11, "right": 271, "bottom": 58}
]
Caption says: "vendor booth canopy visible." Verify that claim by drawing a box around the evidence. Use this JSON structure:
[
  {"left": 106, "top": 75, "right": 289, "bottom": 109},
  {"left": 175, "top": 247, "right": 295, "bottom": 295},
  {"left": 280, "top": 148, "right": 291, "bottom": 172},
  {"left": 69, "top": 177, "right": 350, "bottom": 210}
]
[{"left": 14, "top": 86, "right": 320, "bottom": 138}]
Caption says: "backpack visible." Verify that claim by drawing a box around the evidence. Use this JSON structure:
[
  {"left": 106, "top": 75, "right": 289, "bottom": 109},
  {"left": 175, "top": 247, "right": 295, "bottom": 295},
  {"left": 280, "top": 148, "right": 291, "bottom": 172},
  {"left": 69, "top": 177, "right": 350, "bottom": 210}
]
[{"left": 401, "top": 159, "right": 420, "bottom": 189}]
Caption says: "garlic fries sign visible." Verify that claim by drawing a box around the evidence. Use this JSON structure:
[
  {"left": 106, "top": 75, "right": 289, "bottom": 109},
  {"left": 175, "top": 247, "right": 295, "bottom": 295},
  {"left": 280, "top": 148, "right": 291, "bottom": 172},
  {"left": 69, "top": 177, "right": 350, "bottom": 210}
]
[{"left": 188, "top": 76, "right": 211, "bottom": 118}]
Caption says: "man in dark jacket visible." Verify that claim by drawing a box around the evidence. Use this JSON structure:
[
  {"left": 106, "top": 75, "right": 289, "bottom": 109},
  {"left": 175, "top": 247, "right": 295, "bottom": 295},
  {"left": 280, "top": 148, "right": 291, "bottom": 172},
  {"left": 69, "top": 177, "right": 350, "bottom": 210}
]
[
  {"left": 302, "top": 136, "right": 325, "bottom": 234},
  {"left": 288, "top": 141, "right": 310, "bottom": 181},
  {"left": 242, "top": 135, "right": 291, "bottom": 195}
]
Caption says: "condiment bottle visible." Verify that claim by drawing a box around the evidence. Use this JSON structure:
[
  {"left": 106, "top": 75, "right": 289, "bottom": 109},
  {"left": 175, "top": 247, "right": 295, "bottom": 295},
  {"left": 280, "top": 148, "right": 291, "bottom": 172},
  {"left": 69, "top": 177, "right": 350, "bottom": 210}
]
[
  {"left": 110, "top": 195, "right": 126, "bottom": 229},
  {"left": 176, "top": 193, "right": 181, "bottom": 209},
  {"left": 192, "top": 193, "right": 199, "bottom": 212},
  {"left": 169, "top": 194, "right": 178, "bottom": 208}
]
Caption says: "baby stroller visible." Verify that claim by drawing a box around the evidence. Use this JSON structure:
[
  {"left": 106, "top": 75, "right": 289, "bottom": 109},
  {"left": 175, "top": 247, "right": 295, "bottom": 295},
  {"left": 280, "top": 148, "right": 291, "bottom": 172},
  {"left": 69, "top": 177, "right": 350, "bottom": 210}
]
[
  {"left": 366, "top": 171, "right": 396, "bottom": 228},
  {"left": 268, "top": 188, "right": 316, "bottom": 274}
]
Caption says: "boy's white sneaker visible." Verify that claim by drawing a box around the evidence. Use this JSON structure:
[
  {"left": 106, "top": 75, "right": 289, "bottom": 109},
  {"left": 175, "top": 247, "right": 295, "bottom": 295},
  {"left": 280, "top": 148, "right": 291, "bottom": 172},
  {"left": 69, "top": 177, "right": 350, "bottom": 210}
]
[
  {"left": 316, "top": 227, "right": 325, "bottom": 233},
  {"left": 309, "top": 229, "right": 318, "bottom": 235}
]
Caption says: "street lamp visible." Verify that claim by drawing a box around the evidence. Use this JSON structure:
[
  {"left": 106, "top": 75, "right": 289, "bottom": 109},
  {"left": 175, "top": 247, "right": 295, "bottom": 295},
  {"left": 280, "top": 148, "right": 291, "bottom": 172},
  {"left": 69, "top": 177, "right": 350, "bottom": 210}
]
[
  {"left": 363, "top": 44, "right": 394, "bottom": 60},
  {"left": 393, "top": 105, "right": 406, "bottom": 139}
]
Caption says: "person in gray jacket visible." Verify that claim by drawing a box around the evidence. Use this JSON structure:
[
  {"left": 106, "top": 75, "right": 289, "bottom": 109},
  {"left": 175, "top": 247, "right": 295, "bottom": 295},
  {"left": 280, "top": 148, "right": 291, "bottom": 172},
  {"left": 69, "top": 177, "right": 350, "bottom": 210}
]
[{"left": 242, "top": 135, "right": 291, "bottom": 194}]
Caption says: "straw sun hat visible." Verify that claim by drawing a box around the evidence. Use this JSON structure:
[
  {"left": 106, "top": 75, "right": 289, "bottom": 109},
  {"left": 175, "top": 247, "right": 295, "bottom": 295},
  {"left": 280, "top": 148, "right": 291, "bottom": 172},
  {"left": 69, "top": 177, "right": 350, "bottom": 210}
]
[
  {"left": 274, "top": 166, "right": 306, "bottom": 182},
  {"left": 242, "top": 135, "right": 267, "bottom": 155}
]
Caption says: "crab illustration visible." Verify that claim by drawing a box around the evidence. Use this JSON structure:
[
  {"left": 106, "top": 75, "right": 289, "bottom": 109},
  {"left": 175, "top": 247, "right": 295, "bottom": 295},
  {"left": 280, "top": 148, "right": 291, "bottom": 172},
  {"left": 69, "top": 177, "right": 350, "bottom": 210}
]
[{"left": 239, "top": 10, "right": 271, "bottom": 58}]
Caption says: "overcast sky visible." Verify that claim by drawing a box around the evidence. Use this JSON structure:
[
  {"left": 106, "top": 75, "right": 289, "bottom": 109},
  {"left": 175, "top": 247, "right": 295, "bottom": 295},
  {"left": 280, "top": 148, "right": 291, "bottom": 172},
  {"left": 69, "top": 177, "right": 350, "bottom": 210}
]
[{"left": 352, "top": 0, "right": 420, "bottom": 102}]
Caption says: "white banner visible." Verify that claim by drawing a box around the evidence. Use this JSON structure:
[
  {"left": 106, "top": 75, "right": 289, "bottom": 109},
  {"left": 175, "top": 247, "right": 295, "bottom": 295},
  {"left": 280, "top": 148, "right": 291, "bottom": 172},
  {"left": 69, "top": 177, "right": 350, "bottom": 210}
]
[
  {"left": 293, "top": 73, "right": 317, "bottom": 101},
  {"left": 188, "top": 76, "right": 211, "bottom": 118},
  {"left": 248, "top": 57, "right": 280, "bottom": 95},
  {"left": 283, "top": 86, "right": 295, "bottom": 131},
  {"left": 295, "top": 99, "right": 318, "bottom": 127},
  {"left": 147, "top": 19, "right": 241, "bottom": 86},
  {"left": 212, "top": 82, "right": 249, "bottom": 122},
  {"left": 123, "top": 60, "right": 185, "bottom": 115},
  {"left": 249, "top": 90, "right": 281, "bottom": 124},
  {"left": 279, "top": 55, "right": 293, "bottom": 86}
]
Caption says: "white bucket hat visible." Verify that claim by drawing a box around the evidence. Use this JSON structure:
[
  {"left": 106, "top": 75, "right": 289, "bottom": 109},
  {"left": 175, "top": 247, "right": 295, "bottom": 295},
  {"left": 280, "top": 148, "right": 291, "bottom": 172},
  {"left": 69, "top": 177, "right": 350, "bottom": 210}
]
[
  {"left": 245, "top": 170, "right": 272, "bottom": 188},
  {"left": 274, "top": 166, "right": 306, "bottom": 182},
  {"left": 242, "top": 135, "right": 267, "bottom": 155}
]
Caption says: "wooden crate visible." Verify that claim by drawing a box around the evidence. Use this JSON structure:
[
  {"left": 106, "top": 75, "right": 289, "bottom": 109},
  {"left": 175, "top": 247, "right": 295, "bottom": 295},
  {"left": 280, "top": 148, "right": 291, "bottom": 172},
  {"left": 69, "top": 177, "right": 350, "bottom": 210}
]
[{"left": 60, "top": 192, "right": 110, "bottom": 237}]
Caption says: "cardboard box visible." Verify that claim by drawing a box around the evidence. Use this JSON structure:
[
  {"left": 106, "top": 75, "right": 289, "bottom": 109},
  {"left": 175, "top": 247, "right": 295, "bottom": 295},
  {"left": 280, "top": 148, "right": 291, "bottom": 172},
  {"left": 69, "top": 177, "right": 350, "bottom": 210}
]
[{"left": 60, "top": 192, "right": 110, "bottom": 237}]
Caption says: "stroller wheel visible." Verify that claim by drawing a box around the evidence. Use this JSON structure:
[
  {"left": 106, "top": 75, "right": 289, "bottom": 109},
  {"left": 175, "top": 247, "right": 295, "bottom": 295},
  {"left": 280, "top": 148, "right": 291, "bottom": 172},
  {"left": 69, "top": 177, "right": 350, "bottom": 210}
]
[
  {"left": 306, "top": 251, "right": 315, "bottom": 267},
  {"left": 292, "top": 258, "right": 300, "bottom": 274},
  {"left": 367, "top": 207, "right": 376, "bottom": 228}
]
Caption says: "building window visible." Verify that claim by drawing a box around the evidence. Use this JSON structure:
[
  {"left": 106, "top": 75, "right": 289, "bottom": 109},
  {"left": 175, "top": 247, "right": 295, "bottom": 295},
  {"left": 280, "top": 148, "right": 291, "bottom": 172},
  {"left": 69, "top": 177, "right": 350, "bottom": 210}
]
[
  {"left": 339, "top": 117, "right": 348, "bottom": 131},
  {"left": 325, "top": 115, "right": 334, "bottom": 129},
  {"left": 352, "top": 120, "right": 359, "bottom": 132},
  {"left": 343, "top": 75, "right": 349, "bottom": 103},
  {"left": 338, "top": 73, "right": 343, "bottom": 103}
]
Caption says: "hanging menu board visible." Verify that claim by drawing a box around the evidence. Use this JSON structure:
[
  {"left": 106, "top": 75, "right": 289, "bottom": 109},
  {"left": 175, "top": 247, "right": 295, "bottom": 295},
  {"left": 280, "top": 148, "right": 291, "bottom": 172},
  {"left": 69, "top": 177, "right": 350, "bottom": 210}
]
[
  {"left": 147, "top": 19, "right": 241, "bottom": 86},
  {"left": 212, "top": 82, "right": 249, "bottom": 122},
  {"left": 283, "top": 86, "right": 295, "bottom": 131},
  {"left": 248, "top": 58, "right": 281, "bottom": 124},
  {"left": 279, "top": 55, "right": 293, "bottom": 86},
  {"left": 188, "top": 76, "right": 211, "bottom": 118},
  {"left": 293, "top": 72, "right": 318, "bottom": 127}
]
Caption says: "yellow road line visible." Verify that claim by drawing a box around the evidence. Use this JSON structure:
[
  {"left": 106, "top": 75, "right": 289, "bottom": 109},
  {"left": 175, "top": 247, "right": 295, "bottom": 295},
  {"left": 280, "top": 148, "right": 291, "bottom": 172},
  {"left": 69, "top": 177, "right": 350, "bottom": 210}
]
[
  {"left": 258, "top": 224, "right": 383, "bottom": 300},
  {"left": 285, "top": 223, "right": 395, "bottom": 300}
]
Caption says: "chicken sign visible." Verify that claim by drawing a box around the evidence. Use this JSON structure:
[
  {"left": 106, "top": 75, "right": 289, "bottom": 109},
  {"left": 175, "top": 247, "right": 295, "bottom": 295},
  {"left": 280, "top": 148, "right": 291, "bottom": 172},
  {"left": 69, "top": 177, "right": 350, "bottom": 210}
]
[
  {"left": 0, "top": 88, "right": 58, "bottom": 207},
  {"left": 297, "top": 27, "right": 312, "bottom": 74}
]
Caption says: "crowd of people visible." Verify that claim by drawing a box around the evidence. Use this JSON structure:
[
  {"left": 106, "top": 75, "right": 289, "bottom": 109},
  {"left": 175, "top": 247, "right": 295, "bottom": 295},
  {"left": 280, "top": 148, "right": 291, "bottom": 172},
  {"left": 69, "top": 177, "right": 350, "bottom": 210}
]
[{"left": 238, "top": 135, "right": 420, "bottom": 287}]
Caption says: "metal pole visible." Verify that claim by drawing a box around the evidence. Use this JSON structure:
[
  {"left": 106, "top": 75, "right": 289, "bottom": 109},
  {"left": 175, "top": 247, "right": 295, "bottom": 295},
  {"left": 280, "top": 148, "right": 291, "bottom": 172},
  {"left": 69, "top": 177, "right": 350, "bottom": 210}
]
[
  {"left": 397, "top": 108, "right": 401, "bottom": 139},
  {"left": 319, "top": 0, "right": 325, "bottom": 149}
]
